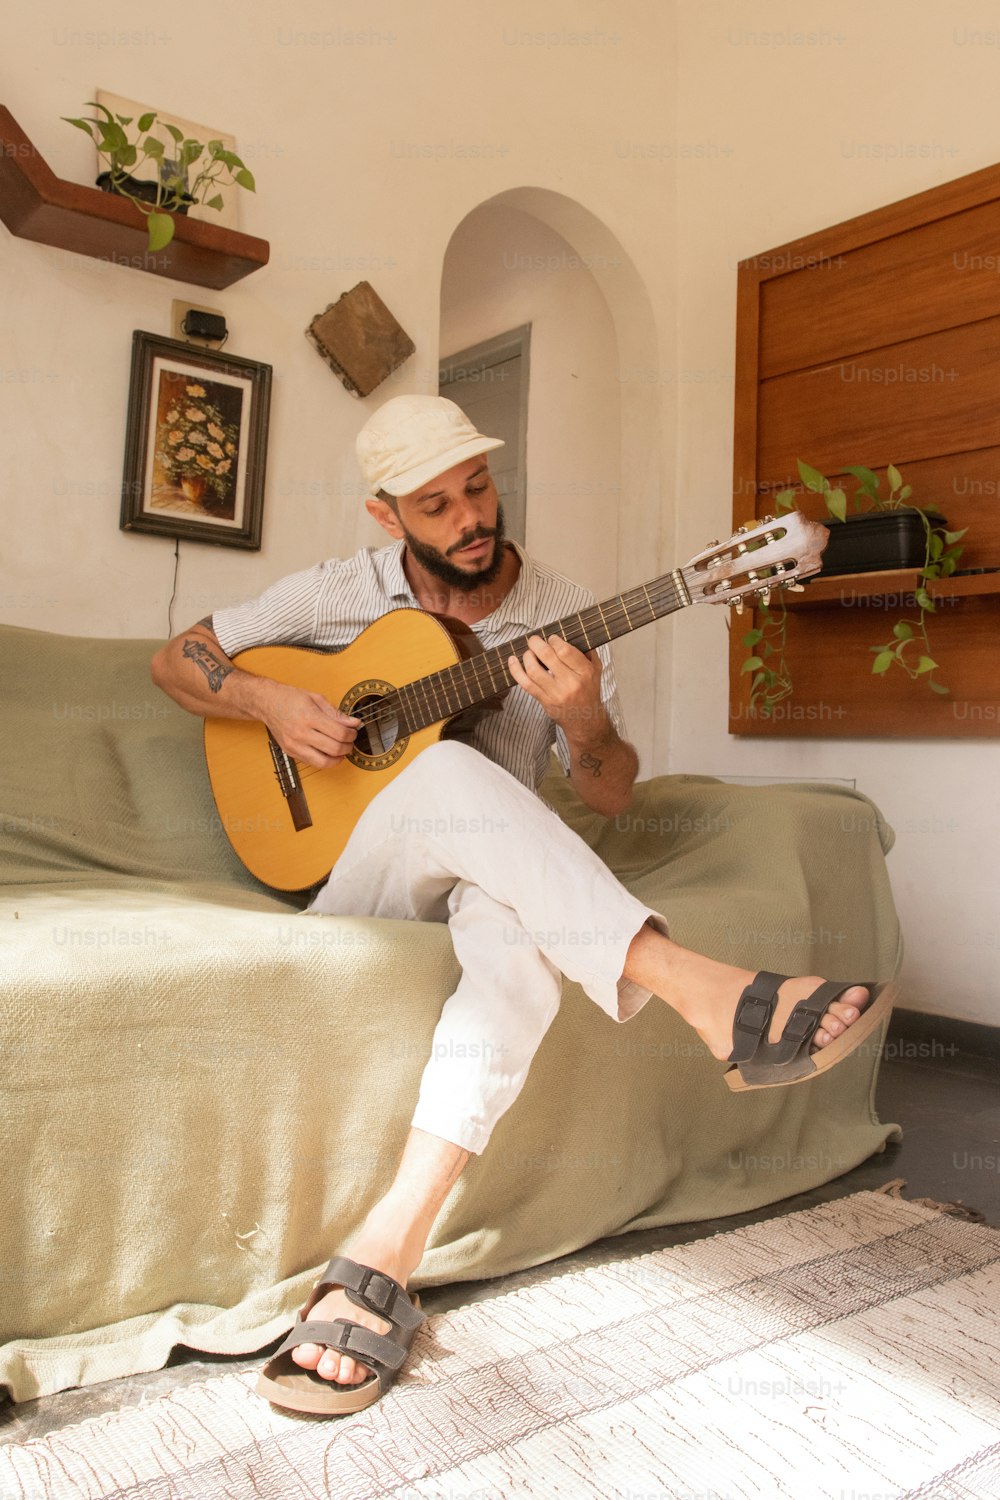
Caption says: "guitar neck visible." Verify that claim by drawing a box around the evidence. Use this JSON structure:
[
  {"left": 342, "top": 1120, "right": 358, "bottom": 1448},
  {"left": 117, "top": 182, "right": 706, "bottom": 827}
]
[{"left": 395, "top": 568, "right": 690, "bottom": 733}]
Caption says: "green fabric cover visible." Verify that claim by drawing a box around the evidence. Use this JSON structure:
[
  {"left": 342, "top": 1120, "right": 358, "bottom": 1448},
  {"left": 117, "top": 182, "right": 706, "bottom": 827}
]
[{"left": 0, "top": 623, "right": 903, "bottom": 1400}]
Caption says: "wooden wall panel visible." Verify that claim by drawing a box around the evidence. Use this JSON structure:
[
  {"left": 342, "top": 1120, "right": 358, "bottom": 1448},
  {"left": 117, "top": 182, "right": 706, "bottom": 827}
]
[
  {"left": 758, "top": 199, "right": 1000, "bottom": 379},
  {"left": 757, "top": 319, "right": 1000, "bottom": 482},
  {"left": 730, "top": 161, "right": 1000, "bottom": 739},
  {"left": 728, "top": 595, "right": 1000, "bottom": 739}
]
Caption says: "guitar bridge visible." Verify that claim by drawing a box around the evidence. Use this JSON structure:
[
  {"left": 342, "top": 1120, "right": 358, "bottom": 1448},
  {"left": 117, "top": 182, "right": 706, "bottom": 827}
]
[{"left": 267, "top": 732, "right": 313, "bottom": 832}]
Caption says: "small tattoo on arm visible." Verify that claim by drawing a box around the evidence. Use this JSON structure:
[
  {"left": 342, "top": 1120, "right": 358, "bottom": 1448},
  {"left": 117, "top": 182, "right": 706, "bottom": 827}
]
[
  {"left": 182, "top": 638, "right": 233, "bottom": 693},
  {"left": 579, "top": 752, "right": 603, "bottom": 778}
]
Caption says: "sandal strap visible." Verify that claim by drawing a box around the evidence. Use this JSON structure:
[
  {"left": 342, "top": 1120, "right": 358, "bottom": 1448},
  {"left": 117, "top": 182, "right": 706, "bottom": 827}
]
[
  {"left": 313, "top": 1255, "right": 425, "bottom": 1334},
  {"left": 271, "top": 1315, "right": 410, "bottom": 1373},
  {"left": 728, "top": 974, "right": 874, "bottom": 1068},
  {"left": 727, "top": 971, "right": 786, "bottom": 1063}
]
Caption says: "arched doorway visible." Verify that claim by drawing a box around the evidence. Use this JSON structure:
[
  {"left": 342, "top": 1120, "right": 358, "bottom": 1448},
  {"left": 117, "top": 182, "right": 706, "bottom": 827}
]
[{"left": 439, "top": 187, "right": 665, "bottom": 770}]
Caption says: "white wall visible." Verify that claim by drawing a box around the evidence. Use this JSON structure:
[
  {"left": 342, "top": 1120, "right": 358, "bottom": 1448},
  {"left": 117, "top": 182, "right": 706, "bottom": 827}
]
[
  {"left": 671, "top": 0, "right": 1000, "bottom": 1023},
  {"left": 1, "top": 1, "right": 673, "bottom": 646},
  {"left": 441, "top": 202, "right": 622, "bottom": 603}
]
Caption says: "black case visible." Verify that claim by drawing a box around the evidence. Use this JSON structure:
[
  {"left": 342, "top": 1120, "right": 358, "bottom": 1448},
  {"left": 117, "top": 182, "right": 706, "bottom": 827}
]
[{"left": 818, "top": 507, "right": 934, "bottom": 577}]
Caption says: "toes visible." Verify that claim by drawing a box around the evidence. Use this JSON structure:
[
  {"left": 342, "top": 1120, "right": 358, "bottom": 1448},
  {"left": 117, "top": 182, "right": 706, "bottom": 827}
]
[
  {"left": 289, "top": 1343, "right": 369, "bottom": 1384},
  {"left": 816, "top": 987, "right": 871, "bottom": 1047},
  {"left": 316, "top": 1349, "right": 369, "bottom": 1384},
  {"left": 317, "top": 1349, "right": 343, "bottom": 1380},
  {"left": 291, "top": 1342, "right": 322, "bottom": 1370}
]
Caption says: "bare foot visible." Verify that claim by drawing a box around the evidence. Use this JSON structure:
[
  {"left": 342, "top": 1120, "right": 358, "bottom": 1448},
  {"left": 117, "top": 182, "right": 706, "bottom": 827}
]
[
  {"left": 626, "top": 931, "right": 870, "bottom": 1060},
  {"left": 290, "top": 1208, "right": 424, "bottom": 1387}
]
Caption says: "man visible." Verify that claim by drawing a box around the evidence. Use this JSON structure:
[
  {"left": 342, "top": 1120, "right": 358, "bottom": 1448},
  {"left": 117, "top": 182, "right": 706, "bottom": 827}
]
[{"left": 151, "top": 394, "right": 881, "bottom": 1416}]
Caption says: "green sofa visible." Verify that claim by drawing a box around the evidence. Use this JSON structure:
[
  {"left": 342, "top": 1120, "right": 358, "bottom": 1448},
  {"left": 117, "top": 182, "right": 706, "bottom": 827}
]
[{"left": 0, "top": 622, "right": 903, "bottom": 1400}]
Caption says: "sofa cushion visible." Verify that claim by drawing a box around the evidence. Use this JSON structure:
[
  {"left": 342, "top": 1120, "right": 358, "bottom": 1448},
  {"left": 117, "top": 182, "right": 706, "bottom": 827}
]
[{"left": 0, "top": 624, "right": 286, "bottom": 896}]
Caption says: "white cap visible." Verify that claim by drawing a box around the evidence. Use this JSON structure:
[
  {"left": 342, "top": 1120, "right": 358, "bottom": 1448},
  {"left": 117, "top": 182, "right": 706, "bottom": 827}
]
[{"left": 356, "top": 394, "right": 505, "bottom": 498}]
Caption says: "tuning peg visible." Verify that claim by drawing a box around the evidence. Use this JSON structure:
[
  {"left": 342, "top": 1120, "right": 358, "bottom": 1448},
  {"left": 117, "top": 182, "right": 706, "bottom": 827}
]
[
  {"left": 757, "top": 588, "right": 772, "bottom": 605},
  {"left": 784, "top": 581, "right": 805, "bottom": 593},
  {"left": 733, "top": 598, "right": 745, "bottom": 615},
  {"left": 761, "top": 514, "right": 775, "bottom": 523}
]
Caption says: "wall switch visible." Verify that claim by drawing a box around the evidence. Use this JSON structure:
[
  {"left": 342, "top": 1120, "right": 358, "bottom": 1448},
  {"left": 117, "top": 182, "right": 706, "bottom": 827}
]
[{"left": 171, "top": 299, "right": 225, "bottom": 348}]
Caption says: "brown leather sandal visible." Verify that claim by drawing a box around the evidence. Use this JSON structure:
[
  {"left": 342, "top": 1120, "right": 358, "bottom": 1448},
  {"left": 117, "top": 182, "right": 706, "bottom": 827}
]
[
  {"left": 724, "top": 975, "right": 897, "bottom": 1092},
  {"left": 255, "top": 1255, "right": 424, "bottom": 1415}
]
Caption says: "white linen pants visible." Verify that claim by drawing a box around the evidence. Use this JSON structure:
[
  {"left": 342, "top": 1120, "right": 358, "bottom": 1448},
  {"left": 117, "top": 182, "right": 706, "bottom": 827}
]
[{"left": 306, "top": 741, "right": 667, "bottom": 1154}]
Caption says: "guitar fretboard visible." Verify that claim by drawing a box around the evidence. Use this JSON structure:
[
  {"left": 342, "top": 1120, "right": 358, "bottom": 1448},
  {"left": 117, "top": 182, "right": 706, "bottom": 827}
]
[{"left": 378, "top": 569, "right": 689, "bottom": 737}]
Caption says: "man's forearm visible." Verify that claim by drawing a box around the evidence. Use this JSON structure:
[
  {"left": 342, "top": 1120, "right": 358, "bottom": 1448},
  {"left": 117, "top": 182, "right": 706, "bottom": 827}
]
[
  {"left": 564, "top": 710, "right": 638, "bottom": 817},
  {"left": 150, "top": 623, "right": 270, "bottom": 722}
]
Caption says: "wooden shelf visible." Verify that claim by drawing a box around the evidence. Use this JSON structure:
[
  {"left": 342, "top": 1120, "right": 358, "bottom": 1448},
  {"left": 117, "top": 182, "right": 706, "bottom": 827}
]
[
  {"left": 785, "top": 567, "right": 1000, "bottom": 609},
  {"left": 0, "top": 105, "right": 269, "bottom": 289}
]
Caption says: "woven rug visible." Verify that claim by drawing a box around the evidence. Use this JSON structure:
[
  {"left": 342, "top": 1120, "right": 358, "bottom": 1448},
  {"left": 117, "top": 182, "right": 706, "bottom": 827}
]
[{"left": 4, "top": 1190, "right": 1000, "bottom": 1500}]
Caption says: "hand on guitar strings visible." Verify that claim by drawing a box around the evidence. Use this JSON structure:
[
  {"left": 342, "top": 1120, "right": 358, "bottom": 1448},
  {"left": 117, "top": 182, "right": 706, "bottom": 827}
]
[
  {"left": 262, "top": 679, "right": 361, "bottom": 770},
  {"left": 507, "top": 634, "right": 605, "bottom": 735}
]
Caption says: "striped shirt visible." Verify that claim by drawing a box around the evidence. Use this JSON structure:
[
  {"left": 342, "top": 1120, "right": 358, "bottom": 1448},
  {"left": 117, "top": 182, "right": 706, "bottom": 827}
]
[{"left": 211, "top": 540, "right": 628, "bottom": 793}]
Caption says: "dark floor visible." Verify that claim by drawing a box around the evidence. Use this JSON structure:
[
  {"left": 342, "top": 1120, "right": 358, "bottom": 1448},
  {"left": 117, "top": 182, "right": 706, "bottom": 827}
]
[{"left": 2, "top": 1027, "right": 998, "bottom": 1447}]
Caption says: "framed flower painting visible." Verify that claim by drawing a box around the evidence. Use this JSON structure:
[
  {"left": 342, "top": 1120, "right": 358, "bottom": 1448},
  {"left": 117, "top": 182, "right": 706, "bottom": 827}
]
[{"left": 120, "top": 331, "right": 272, "bottom": 548}]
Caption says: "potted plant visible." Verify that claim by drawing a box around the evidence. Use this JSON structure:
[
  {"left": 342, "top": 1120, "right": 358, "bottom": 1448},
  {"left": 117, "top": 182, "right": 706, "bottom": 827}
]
[
  {"left": 63, "top": 102, "right": 255, "bottom": 252},
  {"left": 742, "top": 460, "right": 967, "bottom": 716}
]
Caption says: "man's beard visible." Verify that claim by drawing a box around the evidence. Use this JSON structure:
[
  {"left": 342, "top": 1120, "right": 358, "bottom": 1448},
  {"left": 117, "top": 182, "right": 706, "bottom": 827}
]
[{"left": 400, "top": 503, "right": 508, "bottom": 592}]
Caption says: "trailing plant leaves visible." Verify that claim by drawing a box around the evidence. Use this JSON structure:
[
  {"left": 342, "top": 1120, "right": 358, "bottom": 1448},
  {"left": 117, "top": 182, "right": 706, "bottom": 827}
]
[
  {"left": 844, "top": 465, "right": 879, "bottom": 493},
  {"left": 741, "top": 656, "right": 764, "bottom": 675},
  {"left": 825, "top": 488, "right": 847, "bottom": 522},
  {"left": 797, "top": 459, "right": 827, "bottom": 494},
  {"left": 235, "top": 168, "right": 256, "bottom": 191},
  {"left": 774, "top": 488, "right": 796, "bottom": 512},
  {"left": 943, "top": 528, "right": 968, "bottom": 543},
  {"left": 742, "top": 628, "right": 763, "bottom": 647},
  {"left": 893, "top": 621, "right": 913, "bottom": 640},
  {"left": 872, "top": 651, "right": 895, "bottom": 675},
  {"left": 146, "top": 212, "right": 175, "bottom": 251},
  {"left": 915, "top": 656, "right": 938, "bottom": 675},
  {"left": 163, "top": 122, "right": 185, "bottom": 144},
  {"left": 930, "top": 680, "right": 950, "bottom": 695},
  {"left": 887, "top": 463, "right": 902, "bottom": 490},
  {"left": 137, "top": 111, "right": 156, "bottom": 132},
  {"left": 206, "top": 194, "right": 225, "bottom": 211}
]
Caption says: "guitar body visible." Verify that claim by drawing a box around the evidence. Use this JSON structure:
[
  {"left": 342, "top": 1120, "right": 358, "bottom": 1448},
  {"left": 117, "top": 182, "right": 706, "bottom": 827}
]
[{"left": 204, "top": 610, "right": 463, "bottom": 891}]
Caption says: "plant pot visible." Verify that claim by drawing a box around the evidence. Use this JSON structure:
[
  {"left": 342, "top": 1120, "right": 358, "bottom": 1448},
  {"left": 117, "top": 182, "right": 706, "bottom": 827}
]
[
  {"left": 96, "top": 172, "right": 193, "bottom": 214},
  {"left": 179, "top": 475, "right": 208, "bottom": 505},
  {"left": 818, "top": 507, "right": 940, "bottom": 577}
]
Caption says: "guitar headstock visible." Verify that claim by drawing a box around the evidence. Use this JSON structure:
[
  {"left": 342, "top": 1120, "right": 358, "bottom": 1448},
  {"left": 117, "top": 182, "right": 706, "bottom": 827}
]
[{"left": 682, "top": 512, "right": 829, "bottom": 609}]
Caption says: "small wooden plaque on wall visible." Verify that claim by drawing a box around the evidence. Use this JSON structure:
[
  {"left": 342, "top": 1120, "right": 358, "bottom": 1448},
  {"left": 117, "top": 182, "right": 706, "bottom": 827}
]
[{"left": 306, "top": 282, "right": 415, "bottom": 397}]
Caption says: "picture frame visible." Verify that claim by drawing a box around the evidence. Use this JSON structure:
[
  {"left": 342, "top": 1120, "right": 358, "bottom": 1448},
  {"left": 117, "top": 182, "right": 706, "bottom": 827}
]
[{"left": 120, "top": 330, "right": 272, "bottom": 549}]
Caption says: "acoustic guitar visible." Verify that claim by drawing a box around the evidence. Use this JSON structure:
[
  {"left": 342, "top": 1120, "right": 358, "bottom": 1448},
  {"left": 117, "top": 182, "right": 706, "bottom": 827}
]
[{"left": 204, "top": 514, "right": 827, "bottom": 890}]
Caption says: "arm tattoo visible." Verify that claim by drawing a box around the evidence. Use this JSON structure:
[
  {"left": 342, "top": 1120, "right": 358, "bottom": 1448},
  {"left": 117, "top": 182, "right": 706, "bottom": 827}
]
[
  {"left": 182, "top": 638, "right": 233, "bottom": 693},
  {"left": 579, "top": 751, "right": 603, "bottom": 778}
]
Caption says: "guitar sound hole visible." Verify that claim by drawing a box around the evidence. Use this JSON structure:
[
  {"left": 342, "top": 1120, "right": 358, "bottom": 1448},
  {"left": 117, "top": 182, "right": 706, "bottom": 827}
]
[{"left": 350, "top": 693, "right": 400, "bottom": 761}]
